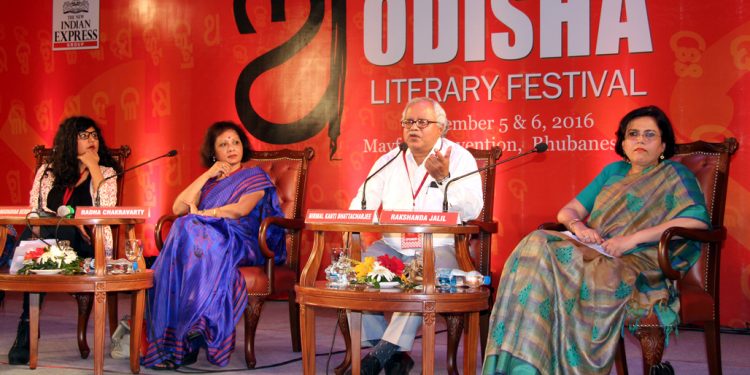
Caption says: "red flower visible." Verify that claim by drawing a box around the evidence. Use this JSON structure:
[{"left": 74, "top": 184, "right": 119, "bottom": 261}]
[
  {"left": 24, "top": 247, "right": 45, "bottom": 261},
  {"left": 377, "top": 254, "right": 405, "bottom": 276}
]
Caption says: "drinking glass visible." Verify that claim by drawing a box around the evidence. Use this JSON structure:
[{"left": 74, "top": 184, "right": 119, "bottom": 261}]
[
  {"left": 329, "top": 247, "right": 351, "bottom": 287},
  {"left": 331, "top": 247, "right": 349, "bottom": 263},
  {"left": 125, "top": 239, "right": 143, "bottom": 272}
]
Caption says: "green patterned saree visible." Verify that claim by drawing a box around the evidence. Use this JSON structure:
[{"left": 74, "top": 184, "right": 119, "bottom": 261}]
[{"left": 483, "top": 160, "right": 709, "bottom": 375}]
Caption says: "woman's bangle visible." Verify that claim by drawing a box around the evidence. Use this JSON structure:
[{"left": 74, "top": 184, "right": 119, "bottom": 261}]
[
  {"left": 212, "top": 208, "right": 218, "bottom": 217},
  {"left": 567, "top": 218, "right": 581, "bottom": 229}
]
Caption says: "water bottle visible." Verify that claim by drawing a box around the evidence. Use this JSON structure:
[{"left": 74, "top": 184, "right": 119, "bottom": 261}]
[{"left": 465, "top": 270, "right": 490, "bottom": 288}]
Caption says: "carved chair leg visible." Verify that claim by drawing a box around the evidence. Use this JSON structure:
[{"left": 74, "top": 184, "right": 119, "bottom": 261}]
[
  {"left": 288, "top": 290, "right": 301, "bottom": 352},
  {"left": 74, "top": 293, "right": 94, "bottom": 359},
  {"left": 614, "top": 335, "right": 628, "bottom": 375},
  {"left": 444, "top": 313, "right": 463, "bottom": 375},
  {"left": 633, "top": 325, "right": 665, "bottom": 375},
  {"left": 334, "top": 309, "right": 352, "bottom": 375},
  {"left": 244, "top": 296, "right": 265, "bottom": 369},
  {"left": 704, "top": 320, "right": 723, "bottom": 375},
  {"left": 107, "top": 292, "right": 118, "bottom": 337}
]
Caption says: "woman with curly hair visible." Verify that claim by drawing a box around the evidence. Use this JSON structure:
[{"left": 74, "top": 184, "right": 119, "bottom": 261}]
[{"left": 8, "top": 115, "right": 122, "bottom": 365}]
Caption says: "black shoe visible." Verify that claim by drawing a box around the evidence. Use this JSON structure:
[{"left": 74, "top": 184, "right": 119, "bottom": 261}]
[
  {"left": 346, "top": 353, "right": 383, "bottom": 375},
  {"left": 8, "top": 319, "right": 30, "bottom": 365},
  {"left": 384, "top": 351, "right": 414, "bottom": 375},
  {"left": 181, "top": 348, "right": 199, "bottom": 366},
  {"left": 147, "top": 360, "right": 178, "bottom": 371}
]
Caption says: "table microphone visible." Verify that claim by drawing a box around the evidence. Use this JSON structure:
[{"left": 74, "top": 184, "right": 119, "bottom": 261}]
[
  {"left": 361, "top": 142, "right": 408, "bottom": 210},
  {"left": 442, "top": 142, "right": 548, "bottom": 212},
  {"left": 94, "top": 149, "right": 178, "bottom": 206},
  {"left": 57, "top": 205, "right": 75, "bottom": 218}
]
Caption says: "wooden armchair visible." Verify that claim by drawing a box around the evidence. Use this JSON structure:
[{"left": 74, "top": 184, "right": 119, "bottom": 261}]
[
  {"left": 540, "top": 138, "right": 738, "bottom": 375},
  {"left": 33, "top": 144, "right": 131, "bottom": 358},
  {"left": 154, "top": 147, "right": 314, "bottom": 368},
  {"left": 335, "top": 146, "right": 501, "bottom": 375}
]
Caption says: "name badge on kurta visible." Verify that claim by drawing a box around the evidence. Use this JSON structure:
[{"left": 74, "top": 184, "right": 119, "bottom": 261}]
[{"left": 401, "top": 232, "right": 423, "bottom": 249}]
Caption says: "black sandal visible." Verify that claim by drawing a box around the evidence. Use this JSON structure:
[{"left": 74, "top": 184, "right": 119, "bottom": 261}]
[
  {"left": 182, "top": 349, "right": 199, "bottom": 366},
  {"left": 148, "top": 360, "right": 178, "bottom": 371}
]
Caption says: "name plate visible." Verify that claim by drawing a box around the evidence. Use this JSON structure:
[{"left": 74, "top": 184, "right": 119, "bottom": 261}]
[
  {"left": 0, "top": 206, "right": 32, "bottom": 217},
  {"left": 379, "top": 210, "right": 459, "bottom": 225},
  {"left": 305, "top": 209, "right": 376, "bottom": 224},
  {"left": 75, "top": 206, "right": 151, "bottom": 219}
]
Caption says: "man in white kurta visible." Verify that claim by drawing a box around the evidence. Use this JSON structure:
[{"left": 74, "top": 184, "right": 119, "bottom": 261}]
[{"left": 348, "top": 97, "right": 483, "bottom": 374}]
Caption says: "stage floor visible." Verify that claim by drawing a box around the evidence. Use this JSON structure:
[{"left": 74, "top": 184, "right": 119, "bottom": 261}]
[{"left": 0, "top": 292, "right": 748, "bottom": 374}]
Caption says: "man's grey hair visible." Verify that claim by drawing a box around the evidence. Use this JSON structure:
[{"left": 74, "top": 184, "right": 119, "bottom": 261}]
[{"left": 401, "top": 97, "right": 449, "bottom": 136}]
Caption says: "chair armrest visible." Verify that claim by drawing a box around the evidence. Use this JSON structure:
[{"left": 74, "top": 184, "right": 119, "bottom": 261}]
[
  {"left": 657, "top": 226, "right": 726, "bottom": 280},
  {"left": 538, "top": 222, "right": 566, "bottom": 231},
  {"left": 257, "top": 217, "right": 304, "bottom": 296},
  {"left": 258, "top": 217, "right": 304, "bottom": 259},
  {"left": 154, "top": 214, "right": 181, "bottom": 250},
  {"left": 465, "top": 219, "right": 498, "bottom": 234}
]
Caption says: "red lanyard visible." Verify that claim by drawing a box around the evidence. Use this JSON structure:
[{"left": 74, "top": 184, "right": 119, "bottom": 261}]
[
  {"left": 402, "top": 153, "right": 429, "bottom": 208},
  {"left": 62, "top": 171, "right": 86, "bottom": 205}
]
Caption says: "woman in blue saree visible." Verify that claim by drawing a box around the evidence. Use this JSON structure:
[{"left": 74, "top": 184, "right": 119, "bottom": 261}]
[
  {"left": 483, "top": 106, "right": 710, "bottom": 375},
  {"left": 143, "top": 122, "right": 285, "bottom": 369}
]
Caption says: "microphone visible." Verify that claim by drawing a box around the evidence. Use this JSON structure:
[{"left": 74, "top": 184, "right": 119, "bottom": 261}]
[
  {"left": 442, "top": 142, "right": 548, "bottom": 212},
  {"left": 361, "top": 142, "right": 408, "bottom": 210},
  {"left": 57, "top": 205, "right": 75, "bottom": 218},
  {"left": 29, "top": 166, "right": 55, "bottom": 218},
  {"left": 94, "top": 149, "right": 178, "bottom": 206}
]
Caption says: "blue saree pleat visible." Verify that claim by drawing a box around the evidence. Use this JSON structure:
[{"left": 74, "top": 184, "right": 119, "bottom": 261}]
[{"left": 143, "top": 167, "right": 286, "bottom": 367}]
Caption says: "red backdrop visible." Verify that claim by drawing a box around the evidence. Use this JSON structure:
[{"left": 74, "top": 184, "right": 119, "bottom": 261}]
[{"left": 1, "top": 1, "right": 748, "bottom": 328}]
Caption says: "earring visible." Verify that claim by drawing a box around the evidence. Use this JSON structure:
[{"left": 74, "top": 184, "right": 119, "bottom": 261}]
[
  {"left": 659, "top": 154, "right": 664, "bottom": 160},
  {"left": 212, "top": 156, "right": 216, "bottom": 162}
]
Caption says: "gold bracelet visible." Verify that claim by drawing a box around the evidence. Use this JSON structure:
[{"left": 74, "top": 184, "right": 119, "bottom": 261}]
[
  {"left": 212, "top": 208, "right": 218, "bottom": 217},
  {"left": 568, "top": 218, "right": 581, "bottom": 228}
]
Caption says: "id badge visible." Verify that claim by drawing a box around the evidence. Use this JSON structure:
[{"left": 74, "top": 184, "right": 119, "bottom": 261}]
[{"left": 401, "top": 232, "right": 423, "bottom": 249}]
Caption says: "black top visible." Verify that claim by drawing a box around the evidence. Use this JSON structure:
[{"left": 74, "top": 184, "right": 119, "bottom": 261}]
[{"left": 46, "top": 174, "right": 94, "bottom": 211}]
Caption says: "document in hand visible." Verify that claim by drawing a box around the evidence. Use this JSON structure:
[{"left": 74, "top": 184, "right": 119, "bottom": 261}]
[{"left": 560, "top": 231, "right": 613, "bottom": 258}]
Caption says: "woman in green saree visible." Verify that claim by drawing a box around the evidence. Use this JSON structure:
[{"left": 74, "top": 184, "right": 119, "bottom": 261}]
[{"left": 483, "top": 106, "right": 710, "bottom": 375}]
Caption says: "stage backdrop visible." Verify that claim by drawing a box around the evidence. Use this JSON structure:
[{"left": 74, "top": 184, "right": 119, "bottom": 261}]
[{"left": 1, "top": 1, "right": 748, "bottom": 328}]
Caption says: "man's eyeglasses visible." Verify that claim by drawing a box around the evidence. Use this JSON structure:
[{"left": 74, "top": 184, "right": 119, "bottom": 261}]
[
  {"left": 625, "top": 130, "right": 660, "bottom": 142},
  {"left": 78, "top": 131, "right": 99, "bottom": 140},
  {"left": 400, "top": 118, "right": 440, "bottom": 129}
]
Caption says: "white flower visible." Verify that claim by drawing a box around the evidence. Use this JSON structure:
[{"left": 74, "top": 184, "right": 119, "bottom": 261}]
[
  {"left": 368, "top": 262, "right": 396, "bottom": 282},
  {"left": 63, "top": 250, "right": 77, "bottom": 265},
  {"left": 39, "top": 252, "right": 54, "bottom": 264},
  {"left": 48, "top": 245, "right": 64, "bottom": 258}
]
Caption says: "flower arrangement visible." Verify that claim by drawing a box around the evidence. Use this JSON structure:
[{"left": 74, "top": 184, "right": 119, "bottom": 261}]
[
  {"left": 353, "top": 254, "right": 421, "bottom": 289},
  {"left": 17, "top": 243, "right": 82, "bottom": 275}
]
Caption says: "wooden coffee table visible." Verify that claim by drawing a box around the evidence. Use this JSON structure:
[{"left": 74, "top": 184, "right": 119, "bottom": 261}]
[
  {"left": 295, "top": 223, "right": 489, "bottom": 374},
  {"left": 0, "top": 218, "right": 153, "bottom": 375}
]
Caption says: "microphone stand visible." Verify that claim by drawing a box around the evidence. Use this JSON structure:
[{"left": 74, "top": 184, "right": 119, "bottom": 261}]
[
  {"left": 361, "top": 143, "right": 407, "bottom": 210},
  {"left": 94, "top": 150, "right": 178, "bottom": 206},
  {"left": 442, "top": 143, "right": 548, "bottom": 212}
]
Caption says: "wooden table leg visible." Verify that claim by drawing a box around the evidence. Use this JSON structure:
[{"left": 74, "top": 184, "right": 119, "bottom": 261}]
[
  {"left": 350, "top": 311, "right": 362, "bottom": 375},
  {"left": 29, "top": 293, "right": 40, "bottom": 369},
  {"left": 94, "top": 285, "right": 107, "bottom": 375},
  {"left": 422, "top": 304, "right": 436, "bottom": 375},
  {"left": 130, "top": 289, "right": 145, "bottom": 373},
  {"left": 300, "top": 304, "right": 316, "bottom": 374},
  {"left": 464, "top": 311, "right": 479, "bottom": 374}
]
